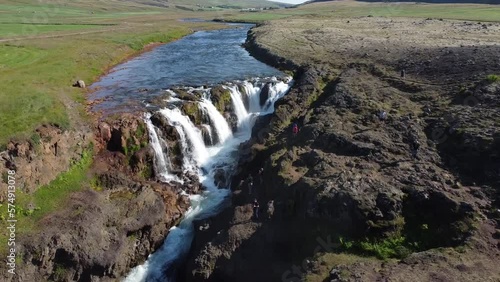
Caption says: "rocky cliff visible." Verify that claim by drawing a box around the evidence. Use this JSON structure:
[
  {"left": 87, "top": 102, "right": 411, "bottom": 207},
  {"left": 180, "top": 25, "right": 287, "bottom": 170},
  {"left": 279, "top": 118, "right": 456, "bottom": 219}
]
[
  {"left": 0, "top": 114, "right": 191, "bottom": 281},
  {"left": 182, "top": 17, "right": 500, "bottom": 282}
]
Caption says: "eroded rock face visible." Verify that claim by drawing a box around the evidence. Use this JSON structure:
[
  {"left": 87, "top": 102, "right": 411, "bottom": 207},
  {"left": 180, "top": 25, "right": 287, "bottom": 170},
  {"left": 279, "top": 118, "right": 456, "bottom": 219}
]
[
  {"left": 0, "top": 125, "right": 92, "bottom": 195},
  {"left": 15, "top": 183, "right": 188, "bottom": 282},
  {"left": 429, "top": 81, "right": 500, "bottom": 186},
  {"left": 182, "top": 66, "right": 488, "bottom": 282},
  {"left": 0, "top": 114, "right": 192, "bottom": 282}
]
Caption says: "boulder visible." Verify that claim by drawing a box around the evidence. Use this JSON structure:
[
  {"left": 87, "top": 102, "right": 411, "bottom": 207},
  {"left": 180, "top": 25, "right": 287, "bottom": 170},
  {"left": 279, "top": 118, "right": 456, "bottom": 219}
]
[
  {"left": 73, "top": 80, "right": 86, "bottom": 88},
  {"left": 99, "top": 122, "right": 112, "bottom": 142}
]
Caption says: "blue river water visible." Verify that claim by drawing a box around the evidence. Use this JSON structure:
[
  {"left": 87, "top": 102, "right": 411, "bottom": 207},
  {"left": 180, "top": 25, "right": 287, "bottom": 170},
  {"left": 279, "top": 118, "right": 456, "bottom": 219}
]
[{"left": 90, "top": 24, "right": 282, "bottom": 112}]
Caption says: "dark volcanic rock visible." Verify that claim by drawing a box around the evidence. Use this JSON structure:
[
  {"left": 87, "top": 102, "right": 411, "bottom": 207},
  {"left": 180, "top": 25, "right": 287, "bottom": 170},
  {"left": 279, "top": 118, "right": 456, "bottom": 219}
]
[
  {"left": 183, "top": 65, "right": 486, "bottom": 282},
  {"left": 259, "top": 82, "right": 272, "bottom": 107},
  {"left": 15, "top": 184, "right": 188, "bottom": 282}
]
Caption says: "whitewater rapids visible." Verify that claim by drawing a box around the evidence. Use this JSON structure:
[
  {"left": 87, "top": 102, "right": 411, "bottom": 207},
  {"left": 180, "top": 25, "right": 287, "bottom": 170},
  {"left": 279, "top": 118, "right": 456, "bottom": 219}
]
[{"left": 124, "top": 77, "right": 292, "bottom": 282}]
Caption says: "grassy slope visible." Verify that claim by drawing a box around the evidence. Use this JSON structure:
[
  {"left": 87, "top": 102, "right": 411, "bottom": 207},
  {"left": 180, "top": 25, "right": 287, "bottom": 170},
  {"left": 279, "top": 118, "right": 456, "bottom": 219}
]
[
  {"left": 221, "top": 1, "right": 500, "bottom": 22},
  {"left": 0, "top": 148, "right": 93, "bottom": 254},
  {"left": 0, "top": 0, "right": 228, "bottom": 145},
  {"left": 0, "top": 0, "right": 224, "bottom": 255}
]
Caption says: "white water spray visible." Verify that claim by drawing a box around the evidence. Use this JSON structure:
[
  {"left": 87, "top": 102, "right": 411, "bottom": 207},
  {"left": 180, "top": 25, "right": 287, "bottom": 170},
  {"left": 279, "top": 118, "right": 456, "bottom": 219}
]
[
  {"left": 125, "top": 77, "right": 292, "bottom": 282},
  {"left": 199, "top": 98, "right": 232, "bottom": 144}
]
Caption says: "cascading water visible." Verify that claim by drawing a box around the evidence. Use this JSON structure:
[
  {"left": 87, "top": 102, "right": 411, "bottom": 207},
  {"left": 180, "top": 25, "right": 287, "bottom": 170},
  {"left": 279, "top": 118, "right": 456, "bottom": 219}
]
[
  {"left": 200, "top": 124, "right": 213, "bottom": 145},
  {"left": 159, "top": 108, "right": 210, "bottom": 170},
  {"left": 198, "top": 98, "right": 232, "bottom": 144},
  {"left": 124, "top": 77, "right": 292, "bottom": 282},
  {"left": 227, "top": 85, "right": 250, "bottom": 128},
  {"left": 241, "top": 80, "right": 262, "bottom": 113},
  {"left": 144, "top": 114, "right": 178, "bottom": 182}
]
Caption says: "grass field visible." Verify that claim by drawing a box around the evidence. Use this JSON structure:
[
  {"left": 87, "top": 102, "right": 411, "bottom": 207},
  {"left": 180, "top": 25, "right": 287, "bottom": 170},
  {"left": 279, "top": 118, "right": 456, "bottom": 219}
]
[
  {"left": 223, "top": 2, "right": 500, "bottom": 23},
  {"left": 2, "top": 1, "right": 499, "bottom": 145},
  {"left": 0, "top": 0, "right": 229, "bottom": 145}
]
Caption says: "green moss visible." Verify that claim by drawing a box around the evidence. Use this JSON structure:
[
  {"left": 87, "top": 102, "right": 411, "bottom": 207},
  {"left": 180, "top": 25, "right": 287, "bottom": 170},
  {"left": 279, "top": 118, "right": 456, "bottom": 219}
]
[
  {"left": 181, "top": 102, "right": 202, "bottom": 124},
  {"left": 340, "top": 235, "right": 413, "bottom": 260},
  {"left": 486, "top": 74, "right": 499, "bottom": 83},
  {"left": 110, "top": 191, "right": 135, "bottom": 200},
  {"left": 211, "top": 86, "right": 232, "bottom": 113},
  {"left": 140, "top": 164, "right": 153, "bottom": 180},
  {"left": 29, "top": 132, "right": 41, "bottom": 146},
  {"left": 128, "top": 233, "right": 137, "bottom": 242},
  {"left": 136, "top": 122, "right": 146, "bottom": 138},
  {"left": 53, "top": 263, "right": 68, "bottom": 281},
  {"left": 90, "top": 176, "right": 103, "bottom": 192},
  {"left": 124, "top": 137, "right": 140, "bottom": 157},
  {"left": 124, "top": 123, "right": 148, "bottom": 158},
  {"left": 237, "top": 84, "right": 247, "bottom": 96}
]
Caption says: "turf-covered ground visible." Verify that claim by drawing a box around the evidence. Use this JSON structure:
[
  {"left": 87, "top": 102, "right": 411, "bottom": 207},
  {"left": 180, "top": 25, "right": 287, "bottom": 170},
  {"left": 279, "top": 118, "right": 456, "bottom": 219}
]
[
  {"left": 222, "top": 1, "right": 500, "bottom": 23},
  {"left": 0, "top": 0, "right": 228, "bottom": 145}
]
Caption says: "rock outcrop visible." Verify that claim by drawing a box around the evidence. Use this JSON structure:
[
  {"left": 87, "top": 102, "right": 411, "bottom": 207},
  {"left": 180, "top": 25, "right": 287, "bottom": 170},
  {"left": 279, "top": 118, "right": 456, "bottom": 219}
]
[
  {"left": 0, "top": 125, "right": 92, "bottom": 195},
  {"left": 1, "top": 114, "right": 191, "bottom": 282},
  {"left": 182, "top": 18, "right": 500, "bottom": 281}
]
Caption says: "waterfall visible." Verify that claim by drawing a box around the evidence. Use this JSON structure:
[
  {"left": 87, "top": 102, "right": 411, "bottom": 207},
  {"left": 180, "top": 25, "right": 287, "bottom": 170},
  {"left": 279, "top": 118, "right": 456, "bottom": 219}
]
[
  {"left": 159, "top": 108, "right": 209, "bottom": 171},
  {"left": 227, "top": 85, "right": 251, "bottom": 130},
  {"left": 241, "top": 80, "right": 261, "bottom": 113},
  {"left": 201, "top": 124, "right": 213, "bottom": 145},
  {"left": 264, "top": 79, "right": 291, "bottom": 113},
  {"left": 198, "top": 98, "right": 232, "bottom": 144},
  {"left": 144, "top": 113, "right": 179, "bottom": 182},
  {"left": 126, "top": 77, "right": 293, "bottom": 282}
]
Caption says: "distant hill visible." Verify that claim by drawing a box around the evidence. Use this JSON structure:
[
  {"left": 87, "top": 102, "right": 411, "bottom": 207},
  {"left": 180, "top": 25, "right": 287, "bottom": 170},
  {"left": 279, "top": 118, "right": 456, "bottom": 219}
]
[
  {"left": 120, "top": 0, "right": 290, "bottom": 9},
  {"left": 304, "top": 0, "right": 500, "bottom": 4},
  {"left": 1, "top": 0, "right": 289, "bottom": 10}
]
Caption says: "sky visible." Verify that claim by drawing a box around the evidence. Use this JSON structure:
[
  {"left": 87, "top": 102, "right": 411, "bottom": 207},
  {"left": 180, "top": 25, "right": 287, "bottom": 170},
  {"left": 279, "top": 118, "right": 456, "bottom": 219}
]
[{"left": 272, "top": 0, "right": 309, "bottom": 4}]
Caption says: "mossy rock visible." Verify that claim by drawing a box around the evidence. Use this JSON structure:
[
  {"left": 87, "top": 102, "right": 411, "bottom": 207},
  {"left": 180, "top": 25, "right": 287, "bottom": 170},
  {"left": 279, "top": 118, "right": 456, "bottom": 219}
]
[
  {"left": 181, "top": 102, "right": 202, "bottom": 125},
  {"left": 210, "top": 85, "right": 232, "bottom": 113},
  {"left": 237, "top": 84, "right": 247, "bottom": 96},
  {"left": 172, "top": 88, "right": 198, "bottom": 101}
]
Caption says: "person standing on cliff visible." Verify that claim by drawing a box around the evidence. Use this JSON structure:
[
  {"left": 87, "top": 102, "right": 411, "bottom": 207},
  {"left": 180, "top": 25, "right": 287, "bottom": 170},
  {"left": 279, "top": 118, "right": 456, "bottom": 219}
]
[
  {"left": 247, "top": 175, "right": 254, "bottom": 195},
  {"left": 266, "top": 200, "right": 275, "bottom": 220},
  {"left": 378, "top": 110, "right": 388, "bottom": 124},
  {"left": 258, "top": 167, "right": 264, "bottom": 186},
  {"left": 292, "top": 122, "right": 299, "bottom": 136},
  {"left": 253, "top": 199, "right": 260, "bottom": 220}
]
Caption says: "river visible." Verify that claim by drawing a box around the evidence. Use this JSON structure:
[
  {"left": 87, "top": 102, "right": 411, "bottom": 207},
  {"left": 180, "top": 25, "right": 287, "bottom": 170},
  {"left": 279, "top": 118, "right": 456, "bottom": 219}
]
[
  {"left": 90, "top": 23, "right": 283, "bottom": 113},
  {"left": 91, "top": 23, "right": 292, "bottom": 282}
]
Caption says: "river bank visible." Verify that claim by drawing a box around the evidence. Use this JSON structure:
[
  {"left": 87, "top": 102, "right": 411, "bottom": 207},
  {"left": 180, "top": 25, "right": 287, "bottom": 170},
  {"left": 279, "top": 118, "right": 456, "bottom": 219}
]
[
  {"left": 1, "top": 20, "right": 291, "bottom": 282},
  {"left": 0, "top": 14, "right": 228, "bottom": 281},
  {"left": 181, "top": 16, "right": 500, "bottom": 282}
]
